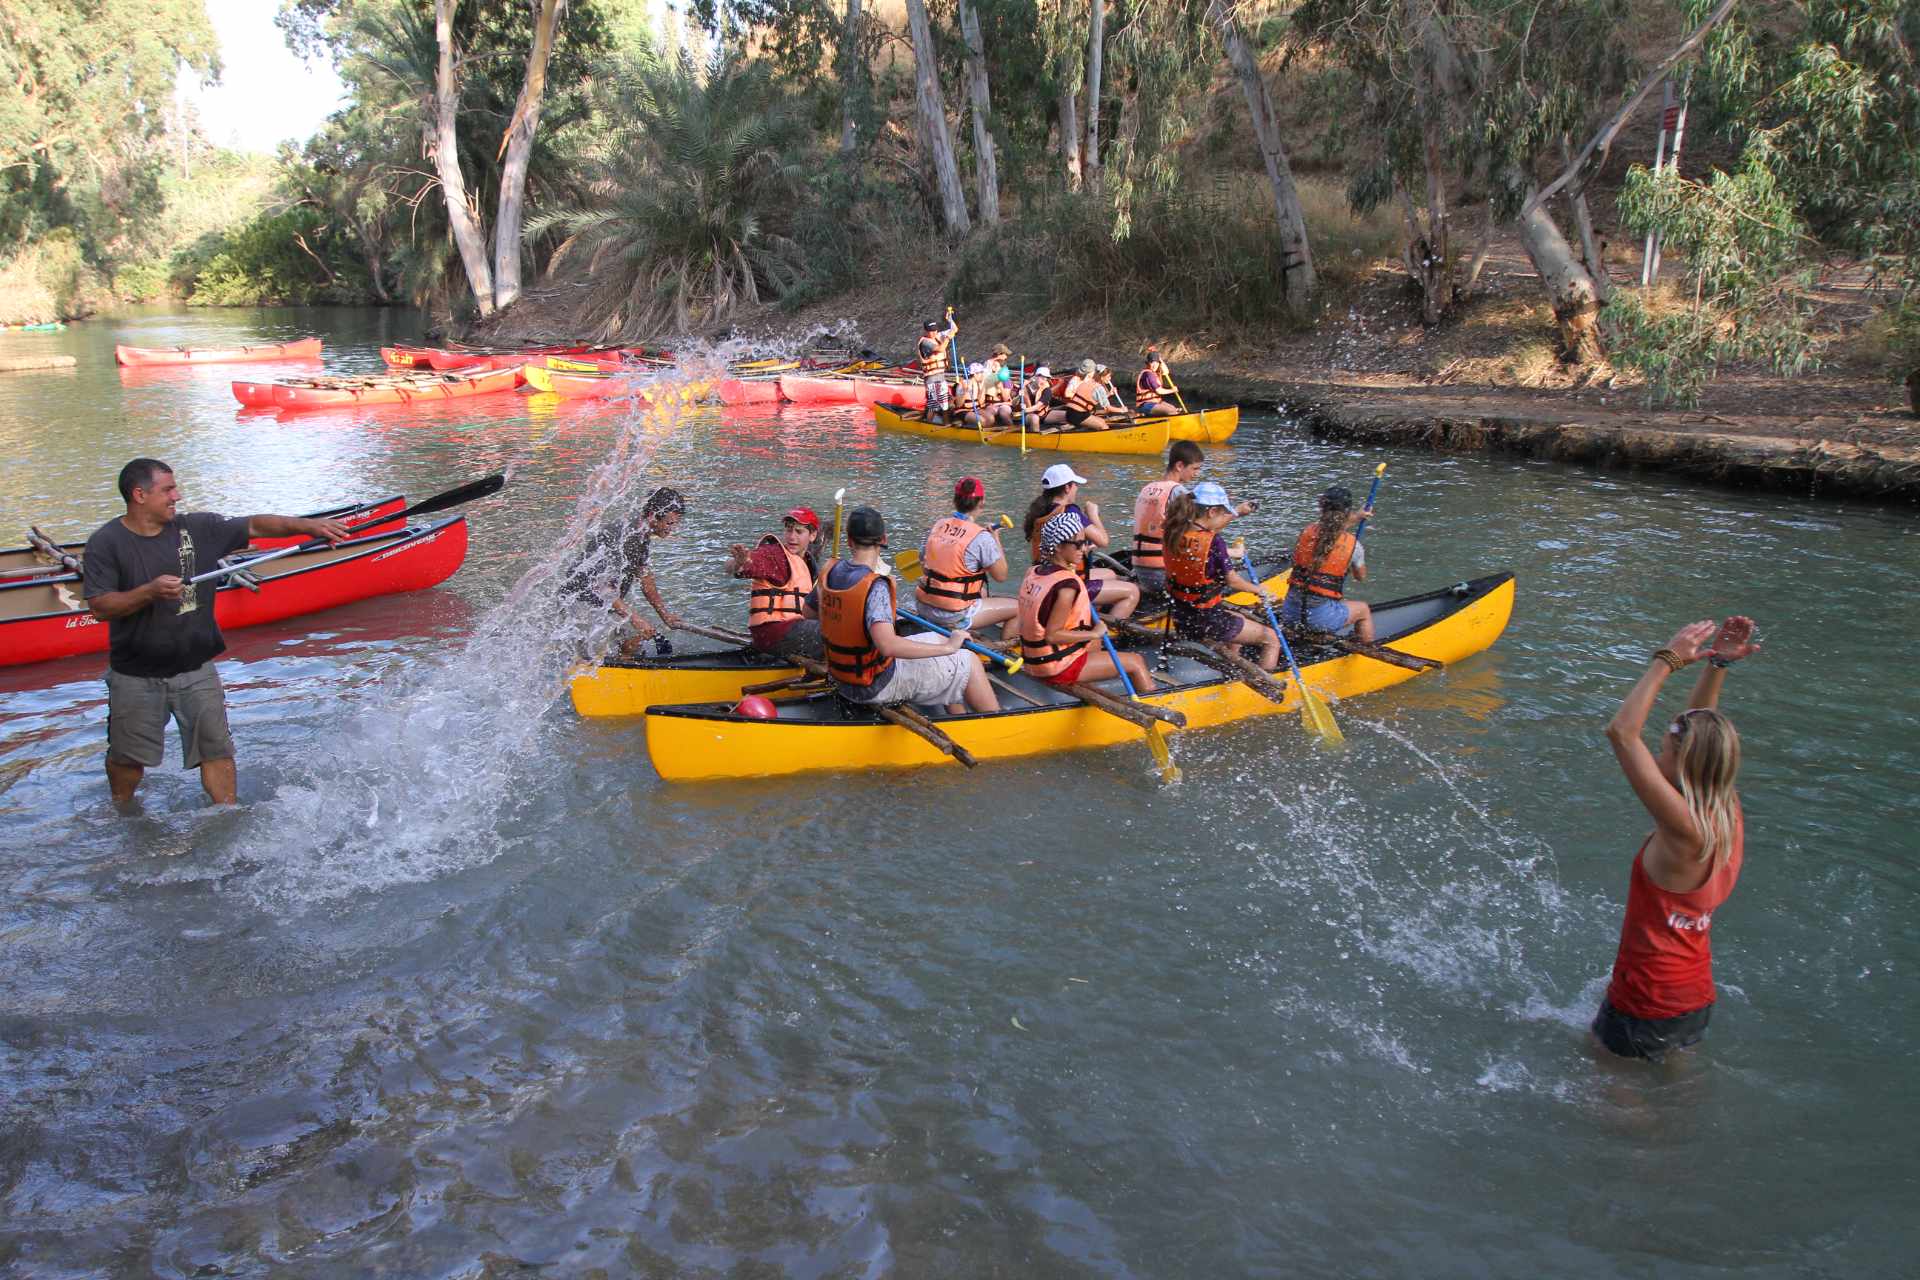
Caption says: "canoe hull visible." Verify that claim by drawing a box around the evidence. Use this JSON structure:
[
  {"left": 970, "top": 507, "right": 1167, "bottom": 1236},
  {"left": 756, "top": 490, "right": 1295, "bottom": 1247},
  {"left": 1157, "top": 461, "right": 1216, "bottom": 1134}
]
[
  {"left": 779, "top": 374, "right": 860, "bottom": 404},
  {"left": 640, "top": 574, "right": 1515, "bottom": 780},
  {"left": 715, "top": 377, "right": 783, "bottom": 404},
  {"left": 0, "top": 516, "right": 468, "bottom": 668},
  {"left": 874, "top": 403, "right": 1197, "bottom": 455},
  {"left": 259, "top": 366, "right": 520, "bottom": 409},
  {"left": 116, "top": 338, "right": 322, "bottom": 366},
  {"left": 854, "top": 379, "right": 927, "bottom": 411}
]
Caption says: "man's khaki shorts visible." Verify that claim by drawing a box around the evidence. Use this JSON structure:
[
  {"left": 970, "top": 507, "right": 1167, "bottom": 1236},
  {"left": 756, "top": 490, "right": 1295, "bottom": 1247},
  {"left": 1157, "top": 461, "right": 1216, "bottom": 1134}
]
[{"left": 105, "top": 663, "right": 235, "bottom": 769}]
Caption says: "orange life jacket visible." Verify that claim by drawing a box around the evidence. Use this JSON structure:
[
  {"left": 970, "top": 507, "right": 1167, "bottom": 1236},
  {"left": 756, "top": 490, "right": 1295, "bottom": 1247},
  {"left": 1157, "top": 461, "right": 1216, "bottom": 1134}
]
[
  {"left": 1132, "top": 480, "right": 1179, "bottom": 571},
  {"left": 1166, "top": 527, "right": 1223, "bottom": 609},
  {"left": 1290, "top": 525, "right": 1356, "bottom": 599},
  {"left": 915, "top": 516, "right": 991, "bottom": 611},
  {"left": 1064, "top": 376, "right": 1102, "bottom": 412},
  {"left": 918, "top": 334, "right": 950, "bottom": 377},
  {"left": 1135, "top": 363, "right": 1175, "bottom": 407},
  {"left": 1017, "top": 565, "right": 1092, "bottom": 678},
  {"left": 818, "top": 561, "right": 894, "bottom": 687},
  {"left": 747, "top": 537, "right": 813, "bottom": 627}
]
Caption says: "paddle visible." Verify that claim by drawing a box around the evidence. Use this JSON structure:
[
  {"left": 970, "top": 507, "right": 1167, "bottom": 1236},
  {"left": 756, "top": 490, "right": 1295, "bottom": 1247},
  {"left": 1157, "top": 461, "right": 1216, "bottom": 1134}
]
[
  {"left": 1244, "top": 547, "right": 1342, "bottom": 745},
  {"left": 186, "top": 474, "right": 506, "bottom": 585},
  {"left": 830, "top": 488, "right": 847, "bottom": 560},
  {"left": 1098, "top": 626, "right": 1180, "bottom": 783},
  {"left": 1354, "top": 461, "right": 1386, "bottom": 540},
  {"left": 896, "top": 607, "right": 1025, "bottom": 675}
]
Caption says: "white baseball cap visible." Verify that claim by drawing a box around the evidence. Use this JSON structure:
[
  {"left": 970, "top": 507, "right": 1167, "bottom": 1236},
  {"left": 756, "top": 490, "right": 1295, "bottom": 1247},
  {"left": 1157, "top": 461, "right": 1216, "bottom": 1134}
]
[
  {"left": 1041, "top": 463, "right": 1090, "bottom": 489},
  {"left": 1034, "top": 366, "right": 1051, "bottom": 378}
]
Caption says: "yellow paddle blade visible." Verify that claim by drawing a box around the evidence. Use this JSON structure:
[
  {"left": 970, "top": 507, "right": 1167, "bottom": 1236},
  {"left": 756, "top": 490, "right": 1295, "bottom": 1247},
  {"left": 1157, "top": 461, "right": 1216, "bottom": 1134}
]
[
  {"left": 1299, "top": 686, "right": 1344, "bottom": 745},
  {"left": 1146, "top": 722, "right": 1181, "bottom": 784},
  {"left": 894, "top": 549, "right": 923, "bottom": 581}
]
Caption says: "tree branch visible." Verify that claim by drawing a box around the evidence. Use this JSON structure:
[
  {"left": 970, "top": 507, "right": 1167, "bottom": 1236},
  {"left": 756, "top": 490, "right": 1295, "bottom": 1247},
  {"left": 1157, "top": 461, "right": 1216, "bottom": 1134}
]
[{"left": 1522, "top": 0, "right": 1738, "bottom": 218}]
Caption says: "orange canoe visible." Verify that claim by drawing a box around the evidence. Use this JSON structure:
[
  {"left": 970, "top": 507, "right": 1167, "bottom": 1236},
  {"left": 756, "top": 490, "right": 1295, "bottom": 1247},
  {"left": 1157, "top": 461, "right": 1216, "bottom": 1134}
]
[{"left": 117, "top": 337, "right": 322, "bottom": 366}]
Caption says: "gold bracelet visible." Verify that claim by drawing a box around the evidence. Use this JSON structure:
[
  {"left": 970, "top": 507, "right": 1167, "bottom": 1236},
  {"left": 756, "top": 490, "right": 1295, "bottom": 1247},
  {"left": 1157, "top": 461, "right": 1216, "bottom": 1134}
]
[{"left": 1652, "top": 648, "right": 1686, "bottom": 673}]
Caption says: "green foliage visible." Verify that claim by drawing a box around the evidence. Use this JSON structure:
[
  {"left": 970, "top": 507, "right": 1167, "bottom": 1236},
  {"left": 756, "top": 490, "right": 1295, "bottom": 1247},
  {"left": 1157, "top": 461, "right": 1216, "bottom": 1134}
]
[
  {"left": 524, "top": 51, "right": 812, "bottom": 336},
  {"left": 1606, "top": 147, "right": 1818, "bottom": 405},
  {"left": 950, "top": 185, "right": 1330, "bottom": 332},
  {"left": 1, "top": 1, "right": 219, "bottom": 245},
  {"left": 187, "top": 206, "right": 371, "bottom": 306},
  {"left": 1609, "top": 0, "right": 1920, "bottom": 399}
]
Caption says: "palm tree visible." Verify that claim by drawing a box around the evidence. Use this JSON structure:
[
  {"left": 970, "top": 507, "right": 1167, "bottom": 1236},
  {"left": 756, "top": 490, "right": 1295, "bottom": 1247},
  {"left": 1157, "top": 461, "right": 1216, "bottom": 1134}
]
[{"left": 526, "top": 51, "right": 809, "bottom": 338}]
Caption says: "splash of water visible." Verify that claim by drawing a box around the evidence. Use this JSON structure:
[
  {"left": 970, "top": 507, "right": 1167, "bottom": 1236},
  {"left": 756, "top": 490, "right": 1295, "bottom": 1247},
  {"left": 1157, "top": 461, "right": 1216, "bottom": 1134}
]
[{"left": 240, "top": 380, "right": 709, "bottom": 913}]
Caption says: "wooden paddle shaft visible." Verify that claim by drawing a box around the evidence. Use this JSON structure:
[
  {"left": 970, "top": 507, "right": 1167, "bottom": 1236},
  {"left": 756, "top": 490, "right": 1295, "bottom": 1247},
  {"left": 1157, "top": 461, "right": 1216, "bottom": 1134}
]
[
  {"left": 1066, "top": 682, "right": 1187, "bottom": 728},
  {"left": 886, "top": 703, "right": 978, "bottom": 767},
  {"left": 1167, "top": 641, "right": 1292, "bottom": 704},
  {"left": 27, "top": 526, "right": 81, "bottom": 574}
]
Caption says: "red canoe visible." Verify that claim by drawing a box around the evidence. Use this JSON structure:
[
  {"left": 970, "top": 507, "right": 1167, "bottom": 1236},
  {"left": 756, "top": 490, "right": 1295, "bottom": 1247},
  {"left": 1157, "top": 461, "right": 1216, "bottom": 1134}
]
[
  {"left": 853, "top": 377, "right": 927, "bottom": 411},
  {"left": 380, "top": 345, "right": 440, "bottom": 369},
  {"left": 0, "top": 515, "right": 469, "bottom": 667},
  {"left": 0, "top": 496, "right": 408, "bottom": 583},
  {"left": 778, "top": 374, "right": 860, "bottom": 404},
  {"left": 715, "top": 377, "right": 783, "bottom": 404},
  {"left": 116, "top": 337, "right": 323, "bottom": 367},
  {"left": 241, "top": 366, "right": 522, "bottom": 410}
]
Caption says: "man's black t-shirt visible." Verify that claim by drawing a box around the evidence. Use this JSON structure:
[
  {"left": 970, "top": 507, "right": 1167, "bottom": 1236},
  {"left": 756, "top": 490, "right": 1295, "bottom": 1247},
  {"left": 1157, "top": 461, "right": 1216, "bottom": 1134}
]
[{"left": 82, "top": 512, "right": 253, "bottom": 677}]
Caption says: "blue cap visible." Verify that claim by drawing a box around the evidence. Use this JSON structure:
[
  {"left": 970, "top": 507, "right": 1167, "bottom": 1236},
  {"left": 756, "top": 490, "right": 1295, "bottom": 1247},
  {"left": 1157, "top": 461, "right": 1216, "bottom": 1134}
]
[{"left": 1191, "top": 480, "right": 1235, "bottom": 509}]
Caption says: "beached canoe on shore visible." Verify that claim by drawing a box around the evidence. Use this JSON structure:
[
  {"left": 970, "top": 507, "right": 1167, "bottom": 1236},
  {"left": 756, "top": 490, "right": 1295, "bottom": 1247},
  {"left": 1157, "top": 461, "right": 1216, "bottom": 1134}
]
[
  {"left": 0, "top": 515, "right": 469, "bottom": 667},
  {"left": 116, "top": 338, "right": 322, "bottom": 366},
  {"left": 635, "top": 572, "right": 1513, "bottom": 780},
  {"left": 873, "top": 402, "right": 1236, "bottom": 454}
]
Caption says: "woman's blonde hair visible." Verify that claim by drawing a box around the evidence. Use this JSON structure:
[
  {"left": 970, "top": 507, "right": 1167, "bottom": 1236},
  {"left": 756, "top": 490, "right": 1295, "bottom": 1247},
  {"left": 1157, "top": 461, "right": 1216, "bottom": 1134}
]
[{"left": 1671, "top": 708, "right": 1742, "bottom": 867}]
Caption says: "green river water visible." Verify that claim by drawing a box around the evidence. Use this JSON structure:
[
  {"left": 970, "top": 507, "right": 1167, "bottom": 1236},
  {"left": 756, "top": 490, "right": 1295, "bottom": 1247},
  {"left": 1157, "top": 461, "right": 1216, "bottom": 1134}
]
[{"left": 0, "top": 307, "right": 1915, "bottom": 1277}]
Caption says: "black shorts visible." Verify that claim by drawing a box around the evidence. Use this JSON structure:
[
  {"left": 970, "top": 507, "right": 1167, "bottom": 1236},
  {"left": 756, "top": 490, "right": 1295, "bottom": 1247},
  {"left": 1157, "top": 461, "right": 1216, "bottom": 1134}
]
[{"left": 1591, "top": 999, "right": 1713, "bottom": 1062}]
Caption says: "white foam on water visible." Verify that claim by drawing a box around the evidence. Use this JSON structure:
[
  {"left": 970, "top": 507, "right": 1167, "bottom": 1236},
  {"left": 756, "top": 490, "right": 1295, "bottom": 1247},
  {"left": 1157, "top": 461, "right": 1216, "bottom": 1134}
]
[{"left": 234, "top": 377, "right": 714, "bottom": 914}]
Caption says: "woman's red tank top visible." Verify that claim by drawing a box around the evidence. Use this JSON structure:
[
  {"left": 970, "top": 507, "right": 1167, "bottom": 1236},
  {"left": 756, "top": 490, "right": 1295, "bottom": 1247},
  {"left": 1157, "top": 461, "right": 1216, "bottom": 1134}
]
[{"left": 1605, "top": 808, "right": 1744, "bottom": 1020}]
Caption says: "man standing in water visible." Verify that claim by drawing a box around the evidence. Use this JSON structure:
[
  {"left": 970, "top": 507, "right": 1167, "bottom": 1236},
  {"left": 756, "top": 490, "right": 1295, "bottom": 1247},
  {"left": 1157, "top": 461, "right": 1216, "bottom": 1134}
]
[
  {"left": 559, "top": 487, "right": 686, "bottom": 654},
  {"left": 82, "top": 458, "right": 350, "bottom": 806}
]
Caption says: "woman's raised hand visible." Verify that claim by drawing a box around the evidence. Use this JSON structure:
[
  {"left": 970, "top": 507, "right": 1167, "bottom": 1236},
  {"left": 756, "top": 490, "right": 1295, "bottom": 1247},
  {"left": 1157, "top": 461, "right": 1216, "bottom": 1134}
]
[
  {"left": 1665, "top": 619, "right": 1719, "bottom": 663},
  {"left": 1710, "top": 615, "right": 1762, "bottom": 663}
]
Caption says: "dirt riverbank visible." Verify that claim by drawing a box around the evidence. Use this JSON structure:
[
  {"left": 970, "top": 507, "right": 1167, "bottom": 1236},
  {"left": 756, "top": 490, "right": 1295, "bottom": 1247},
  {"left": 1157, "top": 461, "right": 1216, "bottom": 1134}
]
[{"left": 470, "top": 239, "right": 1920, "bottom": 506}]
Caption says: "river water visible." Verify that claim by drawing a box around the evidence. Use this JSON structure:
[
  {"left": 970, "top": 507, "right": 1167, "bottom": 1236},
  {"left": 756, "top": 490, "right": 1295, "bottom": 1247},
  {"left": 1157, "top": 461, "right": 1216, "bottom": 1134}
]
[{"left": 0, "top": 308, "right": 1915, "bottom": 1277}]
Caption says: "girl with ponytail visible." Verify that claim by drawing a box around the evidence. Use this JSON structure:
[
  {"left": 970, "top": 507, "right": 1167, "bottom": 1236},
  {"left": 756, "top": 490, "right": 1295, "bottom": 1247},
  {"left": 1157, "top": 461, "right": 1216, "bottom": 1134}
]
[{"left": 1594, "top": 616, "right": 1761, "bottom": 1062}]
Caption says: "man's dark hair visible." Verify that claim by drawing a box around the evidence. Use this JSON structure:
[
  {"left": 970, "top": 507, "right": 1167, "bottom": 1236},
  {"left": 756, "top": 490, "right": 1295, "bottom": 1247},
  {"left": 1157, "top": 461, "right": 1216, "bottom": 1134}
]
[
  {"left": 1168, "top": 440, "right": 1204, "bottom": 469},
  {"left": 641, "top": 487, "right": 685, "bottom": 518},
  {"left": 118, "top": 458, "right": 173, "bottom": 504}
]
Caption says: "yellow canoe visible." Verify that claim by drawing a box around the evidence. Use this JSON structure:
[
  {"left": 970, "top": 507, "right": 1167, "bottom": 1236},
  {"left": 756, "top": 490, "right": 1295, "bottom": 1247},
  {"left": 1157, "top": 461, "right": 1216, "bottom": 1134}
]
[
  {"left": 873, "top": 403, "right": 1237, "bottom": 454},
  {"left": 569, "top": 562, "right": 1293, "bottom": 716},
  {"left": 636, "top": 573, "right": 1514, "bottom": 781}
]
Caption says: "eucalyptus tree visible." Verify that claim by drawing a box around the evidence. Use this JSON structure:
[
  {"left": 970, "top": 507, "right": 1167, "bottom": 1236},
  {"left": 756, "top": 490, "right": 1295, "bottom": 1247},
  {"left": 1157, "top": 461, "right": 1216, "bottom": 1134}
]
[
  {"left": 905, "top": 0, "right": 971, "bottom": 233},
  {"left": 1209, "top": 0, "right": 1316, "bottom": 310},
  {"left": 1296, "top": 0, "right": 1740, "bottom": 357},
  {"left": 1605, "top": 0, "right": 1920, "bottom": 401},
  {"left": 0, "top": 0, "right": 218, "bottom": 251}
]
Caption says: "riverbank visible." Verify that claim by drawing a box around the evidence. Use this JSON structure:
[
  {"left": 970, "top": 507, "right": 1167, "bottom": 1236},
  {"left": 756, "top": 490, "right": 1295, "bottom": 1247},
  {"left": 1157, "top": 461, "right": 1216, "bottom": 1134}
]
[{"left": 465, "top": 237, "right": 1920, "bottom": 505}]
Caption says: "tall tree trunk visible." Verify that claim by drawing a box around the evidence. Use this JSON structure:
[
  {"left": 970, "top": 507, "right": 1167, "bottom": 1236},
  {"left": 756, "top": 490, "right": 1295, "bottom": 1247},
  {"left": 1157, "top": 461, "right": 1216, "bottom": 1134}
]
[
  {"left": 840, "top": 0, "right": 865, "bottom": 158},
  {"left": 493, "top": 0, "right": 566, "bottom": 311},
  {"left": 904, "top": 0, "right": 970, "bottom": 234},
  {"left": 1209, "top": 1, "right": 1315, "bottom": 309},
  {"left": 1082, "top": 0, "right": 1106, "bottom": 194},
  {"left": 432, "top": 0, "right": 494, "bottom": 316},
  {"left": 1515, "top": 187, "right": 1604, "bottom": 363},
  {"left": 1060, "top": 81, "right": 1082, "bottom": 190},
  {"left": 957, "top": 0, "right": 1000, "bottom": 224}
]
